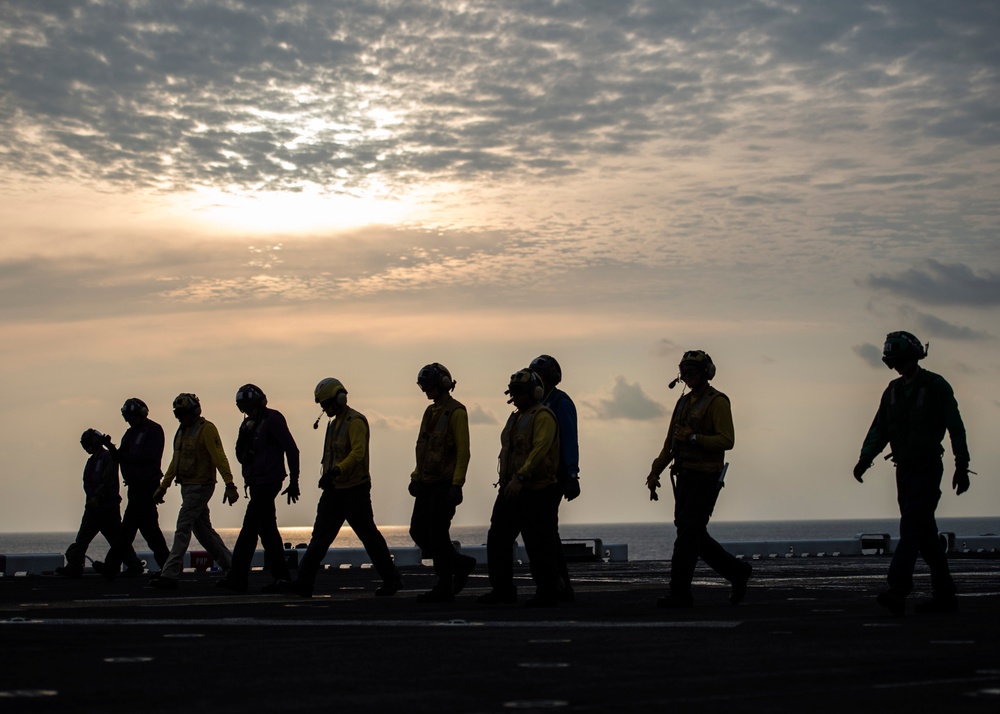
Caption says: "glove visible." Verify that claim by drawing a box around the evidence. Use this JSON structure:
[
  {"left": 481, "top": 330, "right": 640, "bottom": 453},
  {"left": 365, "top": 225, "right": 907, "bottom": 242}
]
[
  {"left": 223, "top": 483, "right": 240, "bottom": 506},
  {"left": 563, "top": 476, "right": 581, "bottom": 501},
  {"left": 448, "top": 485, "right": 464, "bottom": 506},
  {"left": 646, "top": 473, "right": 660, "bottom": 502},
  {"left": 953, "top": 465, "right": 971, "bottom": 495},
  {"left": 153, "top": 486, "right": 166, "bottom": 504},
  {"left": 100, "top": 433, "right": 113, "bottom": 447},
  {"left": 281, "top": 480, "right": 300, "bottom": 504},
  {"left": 318, "top": 466, "right": 340, "bottom": 490},
  {"left": 853, "top": 459, "right": 870, "bottom": 483},
  {"left": 408, "top": 480, "right": 419, "bottom": 497}
]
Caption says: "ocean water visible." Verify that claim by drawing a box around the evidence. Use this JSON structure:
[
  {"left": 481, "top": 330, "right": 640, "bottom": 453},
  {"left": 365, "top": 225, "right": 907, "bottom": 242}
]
[{"left": 2, "top": 517, "right": 997, "bottom": 562}]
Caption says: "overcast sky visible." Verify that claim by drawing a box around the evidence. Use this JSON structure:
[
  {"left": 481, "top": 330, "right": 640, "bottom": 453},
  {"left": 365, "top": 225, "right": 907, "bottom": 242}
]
[{"left": 2, "top": 0, "right": 998, "bottom": 534}]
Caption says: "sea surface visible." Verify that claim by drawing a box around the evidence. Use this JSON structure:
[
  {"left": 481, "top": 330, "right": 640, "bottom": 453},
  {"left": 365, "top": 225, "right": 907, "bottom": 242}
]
[{"left": 2, "top": 517, "right": 997, "bottom": 562}]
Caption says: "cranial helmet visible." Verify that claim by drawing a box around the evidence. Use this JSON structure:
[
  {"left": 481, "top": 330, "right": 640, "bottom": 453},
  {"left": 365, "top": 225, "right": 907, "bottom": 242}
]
[
  {"left": 121, "top": 397, "right": 149, "bottom": 421},
  {"left": 529, "top": 355, "right": 561, "bottom": 389},
  {"left": 172, "top": 393, "right": 202, "bottom": 417},
  {"left": 235, "top": 383, "right": 267, "bottom": 412},
  {"left": 506, "top": 368, "right": 545, "bottom": 402},
  {"left": 679, "top": 350, "right": 717, "bottom": 380},
  {"left": 417, "top": 363, "right": 455, "bottom": 392},
  {"left": 882, "top": 331, "right": 927, "bottom": 368},
  {"left": 315, "top": 378, "right": 348, "bottom": 406},
  {"left": 80, "top": 428, "right": 105, "bottom": 450}
]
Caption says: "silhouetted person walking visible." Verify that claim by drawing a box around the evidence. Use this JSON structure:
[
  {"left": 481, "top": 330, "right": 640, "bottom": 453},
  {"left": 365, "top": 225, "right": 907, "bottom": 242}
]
[
  {"left": 646, "top": 350, "right": 751, "bottom": 608},
  {"left": 854, "top": 331, "right": 971, "bottom": 615}
]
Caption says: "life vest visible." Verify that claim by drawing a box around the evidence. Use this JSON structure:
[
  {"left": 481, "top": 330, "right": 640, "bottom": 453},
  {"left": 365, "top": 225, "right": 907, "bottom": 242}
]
[
  {"left": 498, "top": 403, "right": 559, "bottom": 488},
  {"left": 322, "top": 408, "right": 370, "bottom": 487},
  {"left": 172, "top": 418, "right": 215, "bottom": 484},
  {"left": 885, "top": 370, "right": 947, "bottom": 460},
  {"left": 671, "top": 387, "right": 728, "bottom": 472},
  {"left": 414, "top": 397, "right": 465, "bottom": 484}
]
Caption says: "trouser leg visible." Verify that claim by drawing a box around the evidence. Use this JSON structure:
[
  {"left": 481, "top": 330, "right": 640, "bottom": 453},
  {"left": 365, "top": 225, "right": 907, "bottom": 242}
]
[
  {"left": 161, "top": 483, "right": 213, "bottom": 579},
  {"left": 296, "top": 489, "right": 347, "bottom": 591},
  {"left": 65, "top": 506, "right": 104, "bottom": 568},
  {"left": 130, "top": 482, "right": 171, "bottom": 568},
  {"left": 486, "top": 491, "right": 519, "bottom": 594},
  {"left": 671, "top": 471, "right": 728, "bottom": 596},
  {"left": 256, "top": 481, "right": 291, "bottom": 582},
  {"left": 190, "top": 488, "right": 233, "bottom": 572},
  {"left": 410, "top": 483, "right": 458, "bottom": 584},
  {"left": 520, "top": 485, "right": 563, "bottom": 598},
  {"left": 889, "top": 460, "right": 954, "bottom": 598},
  {"left": 345, "top": 484, "right": 398, "bottom": 583}
]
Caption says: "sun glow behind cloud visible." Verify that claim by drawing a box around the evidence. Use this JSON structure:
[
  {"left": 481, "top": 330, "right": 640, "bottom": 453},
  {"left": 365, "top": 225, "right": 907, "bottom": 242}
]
[{"left": 184, "top": 184, "right": 423, "bottom": 234}]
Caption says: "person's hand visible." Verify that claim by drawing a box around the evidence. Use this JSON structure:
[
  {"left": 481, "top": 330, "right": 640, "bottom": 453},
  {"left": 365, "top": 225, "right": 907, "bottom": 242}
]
[
  {"left": 223, "top": 483, "right": 240, "bottom": 506},
  {"left": 318, "top": 466, "right": 340, "bottom": 490},
  {"left": 448, "top": 485, "right": 464, "bottom": 506},
  {"left": 563, "top": 476, "right": 581, "bottom": 501},
  {"left": 853, "top": 459, "right": 870, "bottom": 483},
  {"left": 281, "top": 481, "right": 300, "bottom": 504},
  {"left": 673, "top": 424, "right": 693, "bottom": 442},
  {"left": 953, "top": 465, "right": 971, "bottom": 495},
  {"left": 153, "top": 486, "right": 166, "bottom": 504},
  {"left": 503, "top": 479, "right": 523, "bottom": 499},
  {"left": 408, "top": 480, "right": 419, "bottom": 497},
  {"left": 646, "top": 473, "right": 660, "bottom": 501},
  {"left": 100, "top": 433, "right": 113, "bottom": 447}
]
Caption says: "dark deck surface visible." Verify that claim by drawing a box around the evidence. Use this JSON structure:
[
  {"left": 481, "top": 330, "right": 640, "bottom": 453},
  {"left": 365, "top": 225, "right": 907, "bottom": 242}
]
[{"left": 2, "top": 555, "right": 999, "bottom": 712}]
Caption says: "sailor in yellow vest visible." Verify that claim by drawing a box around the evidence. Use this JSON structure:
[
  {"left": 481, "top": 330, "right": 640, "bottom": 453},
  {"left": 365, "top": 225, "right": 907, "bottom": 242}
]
[
  {"left": 646, "top": 351, "right": 751, "bottom": 608},
  {"left": 149, "top": 393, "right": 239, "bottom": 590},
  {"left": 271, "top": 378, "right": 401, "bottom": 598},
  {"left": 479, "top": 368, "right": 563, "bottom": 607},
  {"left": 409, "top": 363, "right": 477, "bottom": 603}
]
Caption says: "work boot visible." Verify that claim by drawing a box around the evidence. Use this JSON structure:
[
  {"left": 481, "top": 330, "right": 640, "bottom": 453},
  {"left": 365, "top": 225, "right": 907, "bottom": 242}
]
[
  {"left": 915, "top": 596, "right": 958, "bottom": 614},
  {"left": 730, "top": 562, "right": 752, "bottom": 605},
  {"left": 54, "top": 565, "right": 83, "bottom": 578},
  {"left": 477, "top": 589, "right": 517, "bottom": 605},
  {"left": 524, "top": 593, "right": 559, "bottom": 608},
  {"left": 656, "top": 593, "right": 694, "bottom": 609},
  {"left": 452, "top": 555, "right": 477, "bottom": 595},
  {"left": 215, "top": 576, "right": 248, "bottom": 594},
  {"left": 416, "top": 586, "right": 455, "bottom": 603},
  {"left": 91, "top": 561, "right": 117, "bottom": 582},
  {"left": 375, "top": 578, "right": 403, "bottom": 597},
  {"left": 263, "top": 579, "right": 313, "bottom": 598},
  {"left": 122, "top": 561, "right": 145, "bottom": 578},
  {"left": 148, "top": 576, "right": 178, "bottom": 590},
  {"left": 876, "top": 590, "right": 906, "bottom": 616}
]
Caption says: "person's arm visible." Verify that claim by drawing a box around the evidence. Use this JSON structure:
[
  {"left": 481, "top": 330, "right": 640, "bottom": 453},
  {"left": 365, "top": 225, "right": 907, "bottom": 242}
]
[
  {"left": 336, "top": 418, "right": 368, "bottom": 475},
  {"left": 935, "top": 377, "right": 970, "bottom": 466},
  {"left": 518, "top": 410, "right": 557, "bottom": 479},
  {"left": 554, "top": 398, "right": 579, "bottom": 477},
  {"left": 859, "top": 390, "right": 891, "bottom": 465},
  {"left": 201, "top": 421, "right": 236, "bottom": 485},
  {"left": 450, "top": 407, "right": 471, "bottom": 487},
  {"left": 694, "top": 397, "right": 735, "bottom": 452},
  {"left": 270, "top": 412, "right": 301, "bottom": 480}
]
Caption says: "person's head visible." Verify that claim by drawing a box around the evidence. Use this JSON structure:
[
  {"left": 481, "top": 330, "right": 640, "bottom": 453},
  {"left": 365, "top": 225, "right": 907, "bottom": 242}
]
[
  {"left": 529, "top": 354, "right": 561, "bottom": 392},
  {"left": 416, "top": 363, "right": 455, "bottom": 401},
  {"left": 314, "top": 377, "right": 348, "bottom": 417},
  {"left": 881, "top": 331, "right": 926, "bottom": 374},
  {"left": 172, "top": 393, "right": 202, "bottom": 426},
  {"left": 678, "top": 350, "right": 716, "bottom": 390},
  {"left": 120, "top": 397, "right": 149, "bottom": 427},
  {"left": 506, "top": 368, "right": 545, "bottom": 411},
  {"left": 80, "top": 428, "right": 105, "bottom": 454},
  {"left": 235, "top": 383, "right": 267, "bottom": 418}
]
